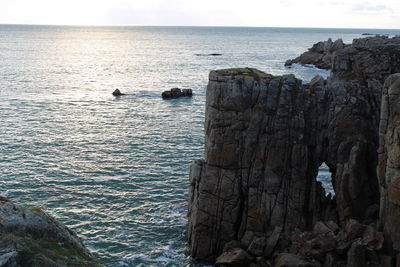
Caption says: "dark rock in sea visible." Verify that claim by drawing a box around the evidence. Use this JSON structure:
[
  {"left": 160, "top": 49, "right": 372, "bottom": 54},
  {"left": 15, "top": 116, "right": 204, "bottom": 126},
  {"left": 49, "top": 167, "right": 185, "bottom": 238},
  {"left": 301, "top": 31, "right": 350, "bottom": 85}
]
[
  {"left": 161, "top": 88, "right": 192, "bottom": 99},
  {"left": 0, "top": 196, "right": 101, "bottom": 266},
  {"left": 362, "top": 33, "right": 375, "bottom": 36},
  {"left": 285, "top": 38, "right": 346, "bottom": 69},
  {"left": 112, "top": 88, "right": 125, "bottom": 96},
  {"left": 188, "top": 36, "right": 400, "bottom": 266},
  {"left": 195, "top": 53, "right": 222, "bottom": 56}
]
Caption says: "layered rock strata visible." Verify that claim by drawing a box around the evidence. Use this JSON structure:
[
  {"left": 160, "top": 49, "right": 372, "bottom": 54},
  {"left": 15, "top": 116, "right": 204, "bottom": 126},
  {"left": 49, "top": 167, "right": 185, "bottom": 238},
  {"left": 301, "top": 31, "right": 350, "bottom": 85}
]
[{"left": 0, "top": 196, "right": 101, "bottom": 266}]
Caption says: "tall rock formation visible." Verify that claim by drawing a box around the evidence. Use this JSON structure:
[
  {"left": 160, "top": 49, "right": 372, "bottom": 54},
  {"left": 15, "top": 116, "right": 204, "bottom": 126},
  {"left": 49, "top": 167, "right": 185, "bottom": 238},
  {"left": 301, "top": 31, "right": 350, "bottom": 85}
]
[
  {"left": 189, "top": 36, "right": 400, "bottom": 264},
  {"left": 378, "top": 73, "right": 400, "bottom": 254},
  {"left": 188, "top": 68, "right": 380, "bottom": 262},
  {"left": 188, "top": 68, "right": 335, "bottom": 261}
]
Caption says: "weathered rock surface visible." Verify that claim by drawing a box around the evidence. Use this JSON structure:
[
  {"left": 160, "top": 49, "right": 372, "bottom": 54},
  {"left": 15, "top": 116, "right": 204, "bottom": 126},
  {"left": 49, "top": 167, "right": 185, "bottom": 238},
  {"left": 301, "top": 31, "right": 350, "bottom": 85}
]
[
  {"left": 215, "top": 248, "right": 253, "bottom": 267},
  {"left": 378, "top": 73, "right": 400, "bottom": 253},
  {"left": 161, "top": 88, "right": 193, "bottom": 99},
  {"left": 285, "top": 38, "right": 346, "bottom": 69},
  {"left": 188, "top": 65, "right": 380, "bottom": 262},
  {"left": 0, "top": 196, "right": 101, "bottom": 266},
  {"left": 188, "top": 36, "right": 400, "bottom": 266},
  {"left": 332, "top": 36, "right": 400, "bottom": 83}
]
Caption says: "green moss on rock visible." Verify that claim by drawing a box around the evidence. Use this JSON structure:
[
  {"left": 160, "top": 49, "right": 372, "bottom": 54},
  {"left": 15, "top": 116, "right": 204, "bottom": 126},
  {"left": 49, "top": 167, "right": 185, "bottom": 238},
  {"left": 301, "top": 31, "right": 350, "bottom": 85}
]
[{"left": 216, "top": 67, "right": 273, "bottom": 81}]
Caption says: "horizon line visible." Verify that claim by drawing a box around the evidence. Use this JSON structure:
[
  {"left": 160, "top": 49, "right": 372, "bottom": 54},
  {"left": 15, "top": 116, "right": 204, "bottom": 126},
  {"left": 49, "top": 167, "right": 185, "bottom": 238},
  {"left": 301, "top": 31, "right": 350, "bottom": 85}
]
[{"left": 1, "top": 23, "right": 400, "bottom": 31}]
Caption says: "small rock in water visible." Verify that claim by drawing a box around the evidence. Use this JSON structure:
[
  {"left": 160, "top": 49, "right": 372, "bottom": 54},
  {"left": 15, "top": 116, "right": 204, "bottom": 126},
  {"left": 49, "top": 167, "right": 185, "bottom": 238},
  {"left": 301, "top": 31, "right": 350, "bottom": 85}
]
[
  {"left": 195, "top": 53, "right": 223, "bottom": 56},
  {"left": 112, "top": 89, "right": 125, "bottom": 96},
  {"left": 162, "top": 88, "right": 193, "bottom": 99}
]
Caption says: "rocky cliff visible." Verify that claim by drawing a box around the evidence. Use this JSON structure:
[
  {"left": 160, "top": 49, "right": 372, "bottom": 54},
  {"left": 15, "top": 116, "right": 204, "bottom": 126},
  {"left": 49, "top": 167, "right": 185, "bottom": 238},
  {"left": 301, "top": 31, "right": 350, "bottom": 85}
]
[
  {"left": 188, "top": 36, "right": 400, "bottom": 266},
  {"left": 378, "top": 74, "right": 400, "bottom": 254},
  {"left": 285, "top": 38, "right": 347, "bottom": 69},
  {"left": 0, "top": 196, "right": 101, "bottom": 266}
]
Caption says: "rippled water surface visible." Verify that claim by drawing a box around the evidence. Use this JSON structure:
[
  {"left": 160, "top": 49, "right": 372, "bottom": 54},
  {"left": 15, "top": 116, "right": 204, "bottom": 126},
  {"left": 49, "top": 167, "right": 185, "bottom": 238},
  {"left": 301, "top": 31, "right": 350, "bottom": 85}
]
[{"left": 1, "top": 26, "right": 400, "bottom": 266}]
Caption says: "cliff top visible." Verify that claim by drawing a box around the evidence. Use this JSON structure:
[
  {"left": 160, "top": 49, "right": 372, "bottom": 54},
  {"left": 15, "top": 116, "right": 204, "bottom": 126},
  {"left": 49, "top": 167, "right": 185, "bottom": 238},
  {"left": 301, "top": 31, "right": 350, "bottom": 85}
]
[{"left": 215, "top": 67, "right": 273, "bottom": 81}]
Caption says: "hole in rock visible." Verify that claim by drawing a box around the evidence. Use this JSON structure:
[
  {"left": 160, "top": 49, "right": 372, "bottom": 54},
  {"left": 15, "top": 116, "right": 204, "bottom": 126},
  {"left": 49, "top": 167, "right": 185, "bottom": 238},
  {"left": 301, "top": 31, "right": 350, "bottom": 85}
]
[{"left": 316, "top": 162, "right": 334, "bottom": 196}]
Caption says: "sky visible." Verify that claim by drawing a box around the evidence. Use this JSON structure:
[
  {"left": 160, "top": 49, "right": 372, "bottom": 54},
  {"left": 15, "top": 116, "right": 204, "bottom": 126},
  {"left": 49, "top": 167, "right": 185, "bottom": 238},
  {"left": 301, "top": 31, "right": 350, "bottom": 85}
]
[{"left": 0, "top": 0, "right": 399, "bottom": 29}]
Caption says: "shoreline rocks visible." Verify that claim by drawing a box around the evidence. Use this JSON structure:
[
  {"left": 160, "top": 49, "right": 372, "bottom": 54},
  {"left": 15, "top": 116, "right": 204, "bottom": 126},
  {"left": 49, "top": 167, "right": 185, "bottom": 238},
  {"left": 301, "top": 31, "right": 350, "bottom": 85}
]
[
  {"left": 188, "top": 36, "right": 400, "bottom": 266},
  {"left": 0, "top": 196, "right": 101, "bottom": 266},
  {"left": 162, "top": 88, "right": 193, "bottom": 99},
  {"left": 285, "top": 38, "right": 347, "bottom": 69}
]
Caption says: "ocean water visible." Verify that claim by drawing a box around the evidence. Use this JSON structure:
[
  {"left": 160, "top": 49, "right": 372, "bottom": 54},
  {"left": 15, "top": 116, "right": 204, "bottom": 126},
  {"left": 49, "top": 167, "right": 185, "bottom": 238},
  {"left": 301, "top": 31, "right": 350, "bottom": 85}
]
[{"left": 1, "top": 25, "right": 400, "bottom": 266}]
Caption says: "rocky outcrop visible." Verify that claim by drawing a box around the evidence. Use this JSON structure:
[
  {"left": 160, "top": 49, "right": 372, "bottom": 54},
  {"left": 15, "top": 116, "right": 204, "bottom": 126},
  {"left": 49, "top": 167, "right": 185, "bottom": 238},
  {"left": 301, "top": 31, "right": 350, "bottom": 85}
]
[
  {"left": 378, "top": 74, "right": 400, "bottom": 255},
  {"left": 188, "top": 67, "right": 380, "bottom": 263},
  {"left": 332, "top": 36, "right": 400, "bottom": 83},
  {"left": 0, "top": 196, "right": 101, "bottom": 266},
  {"left": 285, "top": 38, "right": 346, "bottom": 69},
  {"left": 188, "top": 36, "right": 400, "bottom": 266},
  {"left": 162, "top": 88, "right": 193, "bottom": 99}
]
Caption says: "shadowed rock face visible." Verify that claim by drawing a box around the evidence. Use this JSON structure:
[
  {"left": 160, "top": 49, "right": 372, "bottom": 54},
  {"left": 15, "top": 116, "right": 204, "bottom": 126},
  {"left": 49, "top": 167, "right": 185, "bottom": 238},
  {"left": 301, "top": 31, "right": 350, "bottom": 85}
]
[
  {"left": 378, "top": 74, "right": 400, "bottom": 252},
  {"left": 188, "top": 36, "right": 400, "bottom": 264},
  {"left": 188, "top": 66, "right": 381, "bottom": 262},
  {"left": 332, "top": 36, "right": 400, "bottom": 83}
]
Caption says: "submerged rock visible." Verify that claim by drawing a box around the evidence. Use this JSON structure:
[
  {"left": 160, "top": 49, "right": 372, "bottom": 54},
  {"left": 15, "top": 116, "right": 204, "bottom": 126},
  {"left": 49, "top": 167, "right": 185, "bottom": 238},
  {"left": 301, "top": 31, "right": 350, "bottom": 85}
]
[
  {"left": 161, "top": 88, "right": 193, "bottom": 99},
  {"left": 0, "top": 196, "right": 101, "bottom": 266}
]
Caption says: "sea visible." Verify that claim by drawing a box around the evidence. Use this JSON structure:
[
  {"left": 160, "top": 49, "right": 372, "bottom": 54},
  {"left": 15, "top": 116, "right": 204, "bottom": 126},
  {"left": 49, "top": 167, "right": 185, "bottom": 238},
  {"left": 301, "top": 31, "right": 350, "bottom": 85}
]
[{"left": 1, "top": 25, "right": 400, "bottom": 266}]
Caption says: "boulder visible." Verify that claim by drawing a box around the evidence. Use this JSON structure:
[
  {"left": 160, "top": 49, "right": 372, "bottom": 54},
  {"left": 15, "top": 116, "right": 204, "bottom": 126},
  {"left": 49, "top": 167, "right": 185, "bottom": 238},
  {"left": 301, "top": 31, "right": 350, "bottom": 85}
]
[
  {"left": 223, "top": 240, "right": 245, "bottom": 252},
  {"left": 313, "top": 221, "right": 334, "bottom": 235},
  {"left": 275, "top": 253, "right": 318, "bottom": 267},
  {"left": 0, "top": 197, "right": 101, "bottom": 266},
  {"left": 344, "top": 219, "right": 366, "bottom": 241},
  {"left": 248, "top": 237, "right": 267, "bottom": 257},
  {"left": 162, "top": 88, "right": 193, "bottom": 99},
  {"left": 347, "top": 240, "right": 366, "bottom": 267},
  {"left": 215, "top": 248, "right": 253, "bottom": 267}
]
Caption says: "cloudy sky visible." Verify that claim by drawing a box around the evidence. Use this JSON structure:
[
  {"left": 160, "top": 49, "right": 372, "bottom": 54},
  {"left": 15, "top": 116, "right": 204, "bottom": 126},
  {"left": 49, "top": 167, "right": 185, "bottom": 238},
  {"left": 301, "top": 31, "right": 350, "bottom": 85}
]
[{"left": 0, "top": 0, "right": 399, "bottom": 29}]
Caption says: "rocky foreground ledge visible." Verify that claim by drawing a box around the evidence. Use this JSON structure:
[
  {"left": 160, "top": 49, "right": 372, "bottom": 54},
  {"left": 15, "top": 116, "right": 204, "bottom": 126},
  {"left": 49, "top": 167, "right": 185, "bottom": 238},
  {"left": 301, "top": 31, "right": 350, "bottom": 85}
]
[
  {"left": 188, "top": 36, "right": 400, "bottom": 267},
  {"left": 0, "top": 196, "right": 101, "bottom": 266}
]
